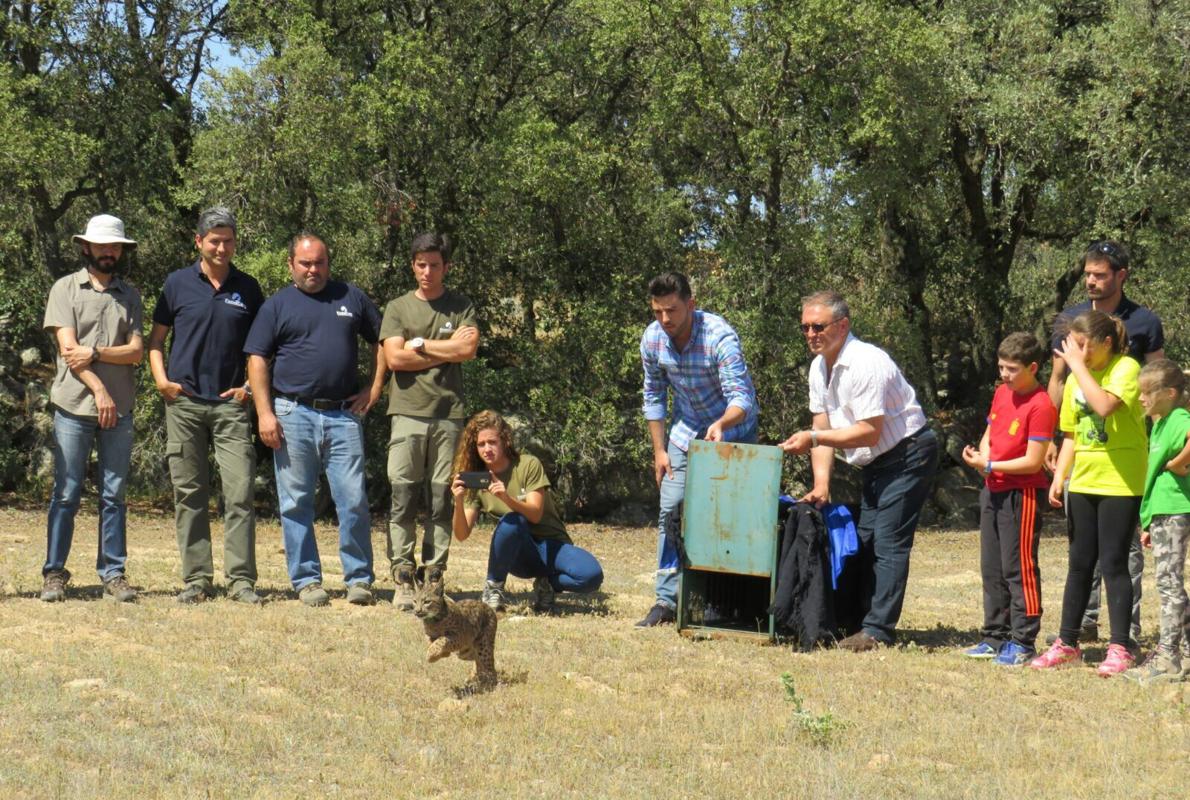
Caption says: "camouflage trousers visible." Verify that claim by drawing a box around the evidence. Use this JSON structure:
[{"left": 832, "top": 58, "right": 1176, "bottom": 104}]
[{"left": 1148, "top": 514, "right": 1190, "bottom": 658}]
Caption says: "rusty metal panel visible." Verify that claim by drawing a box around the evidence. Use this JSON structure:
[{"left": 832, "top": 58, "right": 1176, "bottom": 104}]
[{"left": 682, "top": 440, "right": 782, "bottom": 576}]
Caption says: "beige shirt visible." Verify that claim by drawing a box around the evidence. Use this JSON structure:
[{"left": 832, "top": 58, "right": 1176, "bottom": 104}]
[{"left": 43, "top": 268, "right": 143, "bottom": 417}]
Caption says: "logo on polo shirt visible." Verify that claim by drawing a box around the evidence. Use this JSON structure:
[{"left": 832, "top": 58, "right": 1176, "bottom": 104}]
[
  {"left": 336, "top": 305, "right": 354, "bottom": 318},
  {"left": 224, "top": 292, "right": 248, "bottom": 310},
  {"left": 438, "top": 320, "right": 454, "bottom": 336}
]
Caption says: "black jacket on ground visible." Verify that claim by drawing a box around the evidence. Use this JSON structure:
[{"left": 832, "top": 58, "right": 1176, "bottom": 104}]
[{"left": 769, "top": 503, "right": 839, "bottom": 651}]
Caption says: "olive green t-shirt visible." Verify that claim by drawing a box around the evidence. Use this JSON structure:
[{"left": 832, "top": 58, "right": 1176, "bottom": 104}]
[
  {"left": 465, "top": 454, "right": 571, "bottom": 543},
  {"left": 379, "top": 290, "right": 477, "bottom": 419},
  {"left": 43, "top": 268, "right": 143, "bottom": 417}
]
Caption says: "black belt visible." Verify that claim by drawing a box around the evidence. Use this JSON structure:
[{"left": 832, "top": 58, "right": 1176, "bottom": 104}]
[
  {"left": 866, "top": 424, "right": 933, "bottom": 470},
  {"left": 276, "top": 393, "right": 352, "bottom": 411}
]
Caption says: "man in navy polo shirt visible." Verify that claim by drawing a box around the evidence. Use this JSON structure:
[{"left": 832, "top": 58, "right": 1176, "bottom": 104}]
[
  {"left": 1047, "top": 239, "right": 1165, "bottom": 645},
  {"left": 149, "top": 207, "right": 265, "bottom": 605},
  {"left": 244, "top": 233, "right": 386, "bottom": 607}
]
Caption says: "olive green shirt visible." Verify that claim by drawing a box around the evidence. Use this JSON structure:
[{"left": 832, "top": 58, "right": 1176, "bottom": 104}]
[
  {"left": 379, "top": 289, "right": 477, "bottom": 419},
  {"left": 43, "top": 268, "right": 143, "bottom": 417},
  {"left": 466, "top": 454, "right": 571, "bottom": 543}
]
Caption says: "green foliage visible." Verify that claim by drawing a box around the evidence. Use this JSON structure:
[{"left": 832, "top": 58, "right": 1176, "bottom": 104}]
[
  {"left": 3, "top": 0, "right": 1190, "bottom": 510},
  {"left": 781, "top": 672, "right": 849, "bottom": 748}
]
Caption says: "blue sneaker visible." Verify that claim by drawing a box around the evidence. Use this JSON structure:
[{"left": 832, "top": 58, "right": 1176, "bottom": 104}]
[
  {"left": 963, "top": 642, "right": 998, "bottom": 659},
  {"left": 993, "top": 641, "right": 1036, "bottom": 666}
]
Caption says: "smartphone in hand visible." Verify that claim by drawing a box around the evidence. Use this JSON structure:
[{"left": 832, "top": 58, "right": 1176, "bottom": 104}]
[{"left": 459, "top": 471, "right": 492, "bottom": 490}]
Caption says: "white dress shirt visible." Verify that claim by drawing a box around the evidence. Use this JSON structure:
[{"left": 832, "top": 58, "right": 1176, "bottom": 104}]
[{"left": 808, "top": 334, "right": 926, "bottom": 466}]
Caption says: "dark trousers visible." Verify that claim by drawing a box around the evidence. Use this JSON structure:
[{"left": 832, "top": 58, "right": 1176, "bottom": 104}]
[
  {"left": 1061, "top": 492, "right": 1140, "bottom": 647},
  {"left": 979, "top": 486, "right": 1043, "bottom": 649},
  {"left": 487, "top": 513, "right": 603, "bottom": 593},
  {"left": 855, "top": 428, "right": 939, "bottom": 644}
]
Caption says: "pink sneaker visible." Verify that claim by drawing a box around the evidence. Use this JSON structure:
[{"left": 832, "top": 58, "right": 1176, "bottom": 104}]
[
  {"left": 1096, "top": 643, "right": 1135, "bottom": 677},
  {"left": 1030, "top": 638, "right": 1081, "bottom": 669}
]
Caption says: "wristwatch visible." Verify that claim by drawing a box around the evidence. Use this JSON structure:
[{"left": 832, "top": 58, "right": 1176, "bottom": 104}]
[
  {"left": 984, "top": 460, "right": 994, "bottom": 474},
  {"left": 409, "top": 337, "right": 426, "bottom": 354},
  {"left": 90, "top": 347, "right": 101, "bottom": 364}
]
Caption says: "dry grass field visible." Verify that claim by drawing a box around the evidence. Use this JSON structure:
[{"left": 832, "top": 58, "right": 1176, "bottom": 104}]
[{"left": 0, "top": 503, "right": 1187, "bottom": 800}]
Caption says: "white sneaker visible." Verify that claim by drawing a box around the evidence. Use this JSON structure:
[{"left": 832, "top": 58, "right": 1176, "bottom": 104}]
[{"left": 481, "top": 580, "right": 506, "bottom": 611}]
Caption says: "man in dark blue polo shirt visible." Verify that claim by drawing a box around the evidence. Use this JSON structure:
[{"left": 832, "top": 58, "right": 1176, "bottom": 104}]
[
  {"left": 149, "top": 207, "right": 265, "bottom": 605},
  {"left": 244, "top": 233, "right": 386, "bottom": 607},
  {"left": 1047, "top": 239, "right": 1165, "bottom": 645}
]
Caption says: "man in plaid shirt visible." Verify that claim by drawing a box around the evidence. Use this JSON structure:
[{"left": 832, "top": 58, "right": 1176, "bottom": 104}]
[{"left": 636, "top": 272, "right": 759, "bottom": 627}]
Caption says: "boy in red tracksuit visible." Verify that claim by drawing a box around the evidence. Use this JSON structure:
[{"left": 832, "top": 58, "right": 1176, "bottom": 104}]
[{"left": 961, "top": 333, "right": 1057, "bottom": 665}]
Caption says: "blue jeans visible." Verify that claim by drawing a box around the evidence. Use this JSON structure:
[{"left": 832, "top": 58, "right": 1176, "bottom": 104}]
[
  {"left": 487, "top": 513, "right": 603, "bottom": 592},
  {"left": 856, "top": 428, "right": 939, "bottom": 644},
  {"left": 272, "top": 398, "right": 373, "bottom": 590},
  {"left": 654, "top": 441, "right": 688, "bottom": 609},
  {"left": 44, "top": 409, "right": 133, "bottom": 580}
]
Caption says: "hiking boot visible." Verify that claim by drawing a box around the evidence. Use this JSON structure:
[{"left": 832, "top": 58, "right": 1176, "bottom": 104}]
[
  {"left": 40, "top": 569, "right": 70, "bottom": 602},
  {"left": 1096, "top": 643, "right": 1135, "bottom": 678},
  {"left": 103, "top": 575, "right": 137, "bottom": 603},
  {"left": 634, "top": 602, "right": 676, "bottom": 628},
  {"left": 838, "top": 631, "right": 883, "bottom": 652},
  {"left": 176, "top": 583, "right": 214, "bottom": 604},
  {"left": 1122, "top": 651, "right": 1183, "bottom": 685},
  {"left": 299, "top": 582, "right": 330, "bottom": 607},
  {"left": 532, "top": 576, "right": 556, "bottom": 613},
  {"left": 392, "top": 567, "right": 416, "bottom": 611},
  {"left": 229, "top": 586, "right": 263, "bottom": 605},
  {"left": 346, "top": 583, "right": 375, "bottom": 606},
  {"left": 963, "top": 642, "right": 998, "bottom": 659},
  {"left": 993, "top": 642, "right": 1036, "bottom": 667},
  {"left": 1030, "top": 638, "right": 1081, "bottom": 669},
  {"left": 482, "top": 580, "right": 507, "bottom": 612}
]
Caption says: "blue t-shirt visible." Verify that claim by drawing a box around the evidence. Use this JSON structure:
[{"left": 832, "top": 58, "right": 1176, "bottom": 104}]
[
  {"left": 244, "top": 281, "right": 382, "bottom": 400},
  {"left": 1052, "top": 294, "right": 1164, "bottom": 363},
  {"left": 152, "top": 262, "right": 264, "bottom": 402}
]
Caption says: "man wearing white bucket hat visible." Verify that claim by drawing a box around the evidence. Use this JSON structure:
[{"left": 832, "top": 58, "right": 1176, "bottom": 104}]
[{"left": 41, "top": 214, "right": 145, "bottom": 603}]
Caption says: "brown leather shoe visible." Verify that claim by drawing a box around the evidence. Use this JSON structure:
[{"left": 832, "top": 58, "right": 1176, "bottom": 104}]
[{"left": 837, "top": 631, "right": 882, "bottom": 652}]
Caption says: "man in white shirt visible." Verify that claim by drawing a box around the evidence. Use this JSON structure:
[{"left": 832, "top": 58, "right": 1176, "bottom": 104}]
[{"left": 780, "top": 291, "right": 938, "bottom": 650}]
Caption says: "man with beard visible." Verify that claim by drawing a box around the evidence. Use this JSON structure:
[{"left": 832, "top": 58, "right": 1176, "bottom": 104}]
[
  {"left": 1046, "top": 240, "right": 1166, "bottom": 645},
  {"left": 41, "top": 215, "right": 145, "bottom": 602},
  {"left": 636, "top": 271, "right": 759, "bottom": 627}
]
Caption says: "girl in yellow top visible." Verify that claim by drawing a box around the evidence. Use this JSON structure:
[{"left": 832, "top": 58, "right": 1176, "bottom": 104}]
[
  {"left": 1033, "top": 311, "right": 1147, "bottom": 675},
  {"left": 450, "top": 410, "right": 603, "bottom": 613}
]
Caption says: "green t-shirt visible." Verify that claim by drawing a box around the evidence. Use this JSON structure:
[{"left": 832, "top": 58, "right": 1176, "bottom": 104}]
[
  {"left": 379, "top": 289, "right": 477, "bottom": 419},
  {"left": 1060, "top": 353, "right": 1147, "bottom": 496},
  {"left": 1139, "top": 407, "right": 1190, "bottom": 528},
  {"left": 465, "top": 453, "right": 571, "bottom": 543}
]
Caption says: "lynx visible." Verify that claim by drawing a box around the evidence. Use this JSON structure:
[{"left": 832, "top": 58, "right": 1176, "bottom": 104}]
[{"left": 412, "top": 572, "right": 498, "bottom": 691}]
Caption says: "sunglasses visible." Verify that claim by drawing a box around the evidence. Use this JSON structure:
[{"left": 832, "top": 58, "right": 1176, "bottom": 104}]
[
  {"left": 1094, "top": 241, "right": 1120, "bottom": 257},
  {"left": 800, "top": 319, "right": 840, "bottom": 334}
]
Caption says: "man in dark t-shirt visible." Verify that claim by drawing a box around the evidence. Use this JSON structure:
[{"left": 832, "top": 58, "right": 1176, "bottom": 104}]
[
  {"left": 379, "top": 232, "right": 478, "bottom": 609},
  {"left": 244, "top": 233, "right": 386, "bottom": 607},
  {"left": 148, "top": 207, "right": 265, "bottom": 605},
  {"left": 1047, "top": 239, "right": 1165, "bottom": 644}
]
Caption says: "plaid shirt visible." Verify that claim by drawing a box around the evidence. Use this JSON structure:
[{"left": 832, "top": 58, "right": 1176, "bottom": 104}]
[{"left": 640, "top": 310, "right": 758, "bottom": 452}]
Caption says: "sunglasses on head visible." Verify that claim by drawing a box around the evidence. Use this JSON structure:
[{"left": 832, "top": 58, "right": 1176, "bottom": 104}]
[
  {"left": 1094, "top": 241, "right": 1120, "bottom": 257},
  {"left": 799, "top": 319, "right": 840, "bottom": 334}
]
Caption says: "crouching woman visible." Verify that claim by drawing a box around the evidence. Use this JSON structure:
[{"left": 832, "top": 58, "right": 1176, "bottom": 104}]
[{"left": 451, "top": 410, "right": 603, "bottom": 612}]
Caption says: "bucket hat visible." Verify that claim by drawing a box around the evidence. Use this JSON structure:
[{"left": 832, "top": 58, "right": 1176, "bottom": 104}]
[{"left": 72, "top": 214, "right": 137, "bottom": 249}]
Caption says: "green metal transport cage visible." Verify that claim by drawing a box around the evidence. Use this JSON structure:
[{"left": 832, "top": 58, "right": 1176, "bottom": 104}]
[{"left": 677, "top": 440, "right": 783, "bottom": 642}]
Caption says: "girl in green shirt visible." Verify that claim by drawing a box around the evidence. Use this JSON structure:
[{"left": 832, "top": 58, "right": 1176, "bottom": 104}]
[
  {"left": 450, "top": 410, "right": 603, "bottom": 613},
  {"left": 1124, "top": 359, "right": 1190, "bottom": 683}
]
